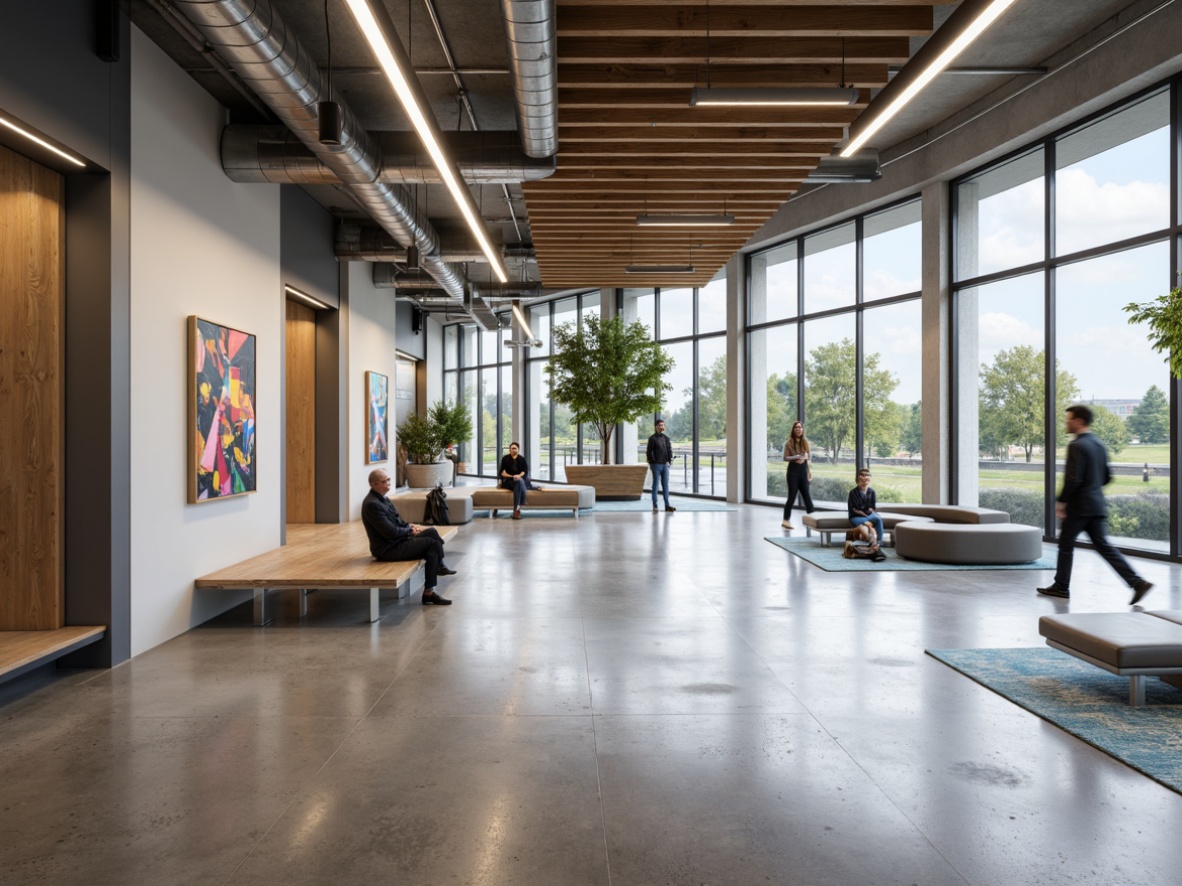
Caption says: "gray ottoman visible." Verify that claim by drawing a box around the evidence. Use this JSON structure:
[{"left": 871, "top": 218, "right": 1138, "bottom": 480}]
[
  {"left": 389, "top": 488, "right": 475, "bottom": 524},
  {"left": 894, "top": 522, "right": 1042, "bottom": 564}
]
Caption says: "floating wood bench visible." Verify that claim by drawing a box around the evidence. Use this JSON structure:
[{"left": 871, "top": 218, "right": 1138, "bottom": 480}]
[
  {"left": 471, "top": 484, "right": 595, "bottom": 518},
  {"left": 0, "top": 626, "right": 106, "bottom": 683},
  {"left": 195, "top": 522, "right": 459, "bottom": 625}
]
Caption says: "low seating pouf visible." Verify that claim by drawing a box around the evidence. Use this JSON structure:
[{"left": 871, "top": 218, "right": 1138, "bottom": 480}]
[
  {"left": 1039, "top": 611, "right": 1182, "bottom": 706},
  {"left": 894, "top": 522, "right": 1042, "bottom": 564},
  {"left": 391, "top": 488, "right": 475, "bottom": 524}
]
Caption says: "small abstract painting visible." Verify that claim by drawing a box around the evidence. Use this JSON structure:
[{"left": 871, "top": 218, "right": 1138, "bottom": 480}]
[
  {"left": 188, "top": 316, "right": 257, "bottom": 503},
  {"left": 366, "top": 370, "right": 389, "bottom": 464}
]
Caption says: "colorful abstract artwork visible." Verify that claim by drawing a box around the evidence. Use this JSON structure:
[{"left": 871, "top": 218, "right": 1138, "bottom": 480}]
[
  {"left": 188, "top": 316, "right": 257, "bottom": 503},
  {"left": 366, "top": 370, "right": 389, "bottom": 464}
]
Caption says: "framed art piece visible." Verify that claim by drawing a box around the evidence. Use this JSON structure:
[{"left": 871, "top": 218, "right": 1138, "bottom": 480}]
[
  {"left": 366, "top": 370, "right": 389, "bottom": 464},
  {"left": 188, "top": 316, "right": 257, "bottom": 503}
]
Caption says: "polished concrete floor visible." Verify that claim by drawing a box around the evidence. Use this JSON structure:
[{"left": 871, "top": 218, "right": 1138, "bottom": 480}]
[{"left": 4, "top": 504, "right": 1182, "bottom": 885}]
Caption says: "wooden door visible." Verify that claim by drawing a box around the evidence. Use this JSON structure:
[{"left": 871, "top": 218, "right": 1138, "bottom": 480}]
[
  {"left": 285, "top": 300, "right": 316, "bottom": 522},
  {"left": 0, "top": 144, "right": 65, "bottom": 629}
]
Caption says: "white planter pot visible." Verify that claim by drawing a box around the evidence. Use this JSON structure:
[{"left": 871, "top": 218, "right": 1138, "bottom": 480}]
[{"left": 405, "top": 461, "right": 453, "bottom": 488}]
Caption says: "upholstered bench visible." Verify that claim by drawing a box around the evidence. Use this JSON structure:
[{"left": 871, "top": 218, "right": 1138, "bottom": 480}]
[
  {"left": 471, "top": 484, "right": 596, "bottom": 518},
  {"left": 391, "top": 487, "right": 475, "bottom": 524},
  {"left": 880, "top": 505, "right": 1010, "bottom": 524},
  {"left": 894, "top": 522, "right": 1042, "bottom": 564},
  {"left": 801, "top": 511, "right": 935, "bottom": 547},
  {"left": 1039, "top": 610, "right": 1182, "bottom": 706}
]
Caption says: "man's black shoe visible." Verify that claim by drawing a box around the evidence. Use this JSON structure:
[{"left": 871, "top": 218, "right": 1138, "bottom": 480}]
[
  {"left": 1130, "top": 580, "right": 1154, "bottom": 605},
  {"left": 665, "top": 505, "right": 677, "bottom": 512},
  {"left": 437, "top": 566, "right": 458, "bottom": 576},
  {"left": 1037, "top": 584, "right": 1070, "bottom": 599},
  {"left": 422, "top": 590, "right": 452, "bottom": 605}
]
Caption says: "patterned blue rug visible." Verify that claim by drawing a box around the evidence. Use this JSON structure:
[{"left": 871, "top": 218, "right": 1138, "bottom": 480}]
[
  {"left": 927, "top": 647, "right": 1182, "bottom": 793},
  {"left": 764, "top": 536, "right": 1055, "bottom": 572}
]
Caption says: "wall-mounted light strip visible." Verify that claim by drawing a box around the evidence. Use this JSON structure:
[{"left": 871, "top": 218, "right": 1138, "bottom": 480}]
[
  {"left": 0, "top": 115, "right": 85, "bottom": 167},
  {"left": 343, "top": 0, "right": 509, "bottom": 283},
  {"left": 636, "top": 214, "right": 736, "bottom": 227},
  {"left": 691, "top": 87, "right": 858, "bottom": 107},
  {"left": 841, "top": 0, "right": 1020, "bottom": 157},
  {"left": 625, "top": 265, "right": 695, "bottom": 274},
  {"left": 284, "top": 285, "right": 331, "bottom": 310}
]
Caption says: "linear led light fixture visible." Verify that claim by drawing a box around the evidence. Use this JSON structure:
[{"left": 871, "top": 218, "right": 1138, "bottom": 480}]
[
  {"left": 0, "top": 115, "right": 85, "bottom": 167},
  {"left": 343, "top": 0, "right": 509, "bottom": 283},
  {"left": 625, "top": 265, "right": 696, "bottom": 274},
  {"left": 284, "top": 285, "right": 331, "bottom": 310},
  {"left": 510, "top": 302, "right": 534, "bottom": 338},
  {"left": 691, "top": 87, "right": 858, "bottom": 107},
  {"left": 842, "top": 0, "right": 1020, "bottom": 157},
  {"left": 636, "top": 214, "right": 736, "bottom": 227}
]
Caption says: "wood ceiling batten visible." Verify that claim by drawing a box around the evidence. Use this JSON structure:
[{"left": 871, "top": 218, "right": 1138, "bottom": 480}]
[{"left": 526, "top": 2, "right": 939, "bottom": 287}]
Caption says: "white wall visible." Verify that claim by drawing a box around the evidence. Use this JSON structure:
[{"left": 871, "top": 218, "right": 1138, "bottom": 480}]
[
  {"left": 128, "top": 28, "right": 283, "bottom": 655},
  {"left": 345, "top": 261, "right": 401, "bottom": 520}
]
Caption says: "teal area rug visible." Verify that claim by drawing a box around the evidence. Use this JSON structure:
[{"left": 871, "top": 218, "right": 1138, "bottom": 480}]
[
  {"left": 764, "top": 536, "right": 1054, "bottom": 572},
  {"left": 927, "top": 647, "right": 1182, "bottom": 793}
]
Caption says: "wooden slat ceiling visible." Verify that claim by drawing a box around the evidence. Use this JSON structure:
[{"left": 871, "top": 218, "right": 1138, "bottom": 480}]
[{"left": 524, "top": 0, "right": 946, "bottom": 288}]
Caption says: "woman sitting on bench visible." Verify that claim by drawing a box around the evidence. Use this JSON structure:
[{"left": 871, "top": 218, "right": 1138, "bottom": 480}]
[{"left": 500, "top": 442, "right": 532, "bottom": 520}]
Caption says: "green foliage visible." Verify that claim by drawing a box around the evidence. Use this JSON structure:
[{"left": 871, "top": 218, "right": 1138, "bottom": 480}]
[
  {"left": 1123, "top": 274, "right": 1182, "bottom": 378},
  {"left": 1088, "top": 403, "right": 1129, "bottom": 455},
  {"left": 1107, "top": 493, "right": 1170, "bottom": 541},
  {"left": 808, "top": 476, "right": 849, "bottom": 501},
  {"left": 979, "top": 345, "right": 1078, "bottom": 462},
  {"left": 546, "top": 315, "right": 674, "bottom": 463},
  {"left": 900, "top": 401, "right": 922, "bottom": 456},
  {"left": 978, "top": 487, "right": 1044, "bottom": 528},
  {"left": 667, "top": 355, "right": 729, "bottom": 444},
  {"left": 804, "top": 338, "right": 898, "bottom": 462},
  {"left": 766, "top": 371, "right": 798, "bottom": 451},
  {"left": 430, "top": 399, "right": 474, "bottom": 449},
  {"left": 397, "top": 411, "right": 447, "bottom": 464},
  {"left": 1127, "top": 384, "right": 1170, "bottom": 444}
]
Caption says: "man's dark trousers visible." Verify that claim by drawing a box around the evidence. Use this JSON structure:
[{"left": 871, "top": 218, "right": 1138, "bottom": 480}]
[
  {"left": 1054, "top": 514, "right": 1139, "bottom": 589},
  {"left": 380, "top": 529, "right": 445, "bottom": 587}
]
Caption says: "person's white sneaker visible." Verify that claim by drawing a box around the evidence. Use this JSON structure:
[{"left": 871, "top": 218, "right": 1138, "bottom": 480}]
[{"left": 781, "top": 520, "right": 794, "bottom": 529}]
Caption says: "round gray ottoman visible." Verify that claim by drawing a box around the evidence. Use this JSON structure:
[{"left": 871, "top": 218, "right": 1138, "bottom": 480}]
[{"left": 894, "top": 522, "right": 1043, "bottom": 564}]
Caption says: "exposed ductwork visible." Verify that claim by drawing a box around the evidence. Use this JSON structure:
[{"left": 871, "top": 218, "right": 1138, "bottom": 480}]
[
  {"left": 222, "top": 126, "right": 556, "bottom": 185},
  {"left": 170, "top": 0, "right": 480, "bottom": 317},
  {"left": 373, "top": 264, "right": 548, "bottom": 297},
  {"left": 336, "top": 223, "right": 495, "bottom": 264},
  {"left": 501, "top": 0, "right": 558, "bottom": 159}
]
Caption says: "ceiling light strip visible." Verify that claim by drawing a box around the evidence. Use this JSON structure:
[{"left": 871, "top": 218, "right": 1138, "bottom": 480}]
[
  {"left": 691, "top": 87, "right": 858, "bottom": 108},
  {"left": 624, "top": 265, "right": 695, "bottom": 274},
  {"left": 343, "top": 0, "right": 509, "bottom": 283},
  {"left": 636, "top": 214, "right": 736, "bottom": 227},
  {"left": 0, "top": 115, "right": 86, "bottom": 167},
  {"left": 842, "top": 0, "right": 1019, "bottom": 157}
]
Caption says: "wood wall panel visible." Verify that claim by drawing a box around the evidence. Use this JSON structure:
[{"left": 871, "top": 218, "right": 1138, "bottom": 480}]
[
  {"left": 0, "top": 144, "right": 64, "bottom": 630},
  {"left": 285, "top": 300, "right": 316, "bottom": 523}
]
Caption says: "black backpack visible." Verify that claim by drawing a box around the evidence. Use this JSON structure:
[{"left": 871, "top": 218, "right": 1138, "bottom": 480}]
[{"left": 423, "top": 483, "right": 450, "bottom": 525}]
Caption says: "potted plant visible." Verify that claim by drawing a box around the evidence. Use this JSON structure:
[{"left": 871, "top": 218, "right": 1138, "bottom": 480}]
[
  {"left": 1125, "top": 273, "right": 1182, "bottom": 378},
  {"left": 546, "top": 314, "right": 673, "bottom": 499},
  {"left": 397, "top": 408, "right": 450, "bottom": 488},
  {"left": 431, "top": 399, "right": 474, "bottom": 478}
]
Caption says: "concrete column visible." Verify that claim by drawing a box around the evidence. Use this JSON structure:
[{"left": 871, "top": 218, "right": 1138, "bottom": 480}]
[
  {"left": 619, "top": 290, "right": 641, "bottom": 464},
  {"left": 920, "top": 181, "right": 951, "bottom": 504},
  {"left": 955, "top": 183, "right": 980, "bottom": 506},
  {"left": 725, "top": 255, "right": 747, "bottom": 503},
  {"left": 746, "top": 253, "right": 769, "bottom": 499}
]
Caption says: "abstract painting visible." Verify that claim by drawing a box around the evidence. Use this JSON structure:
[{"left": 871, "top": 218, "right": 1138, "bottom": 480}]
[
  {"left": 366, "top": 370, "right": 389, "bottom": 464},
  {"left": 188, "top": 316, "right": 257, "bottom": 502}
]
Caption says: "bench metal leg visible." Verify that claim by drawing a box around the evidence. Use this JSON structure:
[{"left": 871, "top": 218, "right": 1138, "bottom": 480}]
[
  {"left": 370, "top": 588, "right": 380, "bottom": 623},
  {"left": 299, "top": 589, "right": 308, "bottom": 617},
  {"left": 1130, "top": 675, "right": 1146, "bottom": 707},
  {"left": 253, "top": 589, "right": 271, "bottom": 626}
]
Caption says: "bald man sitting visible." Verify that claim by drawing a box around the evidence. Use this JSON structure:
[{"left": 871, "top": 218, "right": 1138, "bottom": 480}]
[{"left": 361, "top": 469, "right": 456, "bottom": 605}]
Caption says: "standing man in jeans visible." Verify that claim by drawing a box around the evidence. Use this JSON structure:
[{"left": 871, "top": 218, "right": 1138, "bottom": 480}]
[{"left": 646, "top": 419, "right": 677, "bottom": 513}]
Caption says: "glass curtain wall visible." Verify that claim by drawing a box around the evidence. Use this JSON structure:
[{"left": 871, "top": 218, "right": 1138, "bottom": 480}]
[
  {"left": 442, "top": 319, "right": 511, "bottom": 477},
  {"left": 954, "top": 86, "right": 1177, "bottom": 553},
  {"left": 747, "top": 199, "right": 923, "bottom": 507}
]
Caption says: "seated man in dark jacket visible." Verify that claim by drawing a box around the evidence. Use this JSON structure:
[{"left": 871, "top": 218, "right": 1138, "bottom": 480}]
[{"left": 361, "top": 469, "right": 456, "bottom": 605}]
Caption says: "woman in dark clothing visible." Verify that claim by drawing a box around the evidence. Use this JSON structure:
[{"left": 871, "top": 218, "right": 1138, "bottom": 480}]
[
  {"left": 782, "top": 421, "right": 815, "bottom": 529},
  {"left": 499, "top": 441, "right": 529, "bottom": 519}
]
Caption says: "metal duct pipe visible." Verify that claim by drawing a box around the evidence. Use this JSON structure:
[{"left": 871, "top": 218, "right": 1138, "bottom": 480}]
[
  {"left": 222, "top": 126, "right": 556, "bottom": 185},
  {"left": 337, "top": 223, "right": 490, "bottom": 263},
  {"left": 501, "top": 0, "right": 558, "bottom": 158},
  {"left": 171, "top": 0, "right": 466, "bottom": 301}
]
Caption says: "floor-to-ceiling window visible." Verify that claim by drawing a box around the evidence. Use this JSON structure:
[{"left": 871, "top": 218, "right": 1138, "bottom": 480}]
[
  {"left": 442, "top": 318, "right": 511, "bottom": 477},
  {"left": 954, "top": 85, "right": 1178, "bottom": 554},
  {"left": 747, "top": 199, "right": 923, "bottom": 506}
]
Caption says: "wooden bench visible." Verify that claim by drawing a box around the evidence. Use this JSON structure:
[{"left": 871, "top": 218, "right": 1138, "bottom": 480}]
[
  {"left": 471, "top": 484, "right": 595, "bottom": 518},
  {"left": 195, "top": 522, "right": 459, "bottom": 625},
  {"left": 0, "top": 626, "right": 107, "bottom": 684}
]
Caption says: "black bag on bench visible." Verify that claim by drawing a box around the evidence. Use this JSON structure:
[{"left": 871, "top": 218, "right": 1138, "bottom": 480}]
[{"left": 423, "top": 483, "right": 450, "bottom": 526}]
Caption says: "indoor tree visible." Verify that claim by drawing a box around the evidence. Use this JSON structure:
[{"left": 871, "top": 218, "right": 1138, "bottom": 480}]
[{"left": 546, "top": 315, "right": 673, "bottom": 464}]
